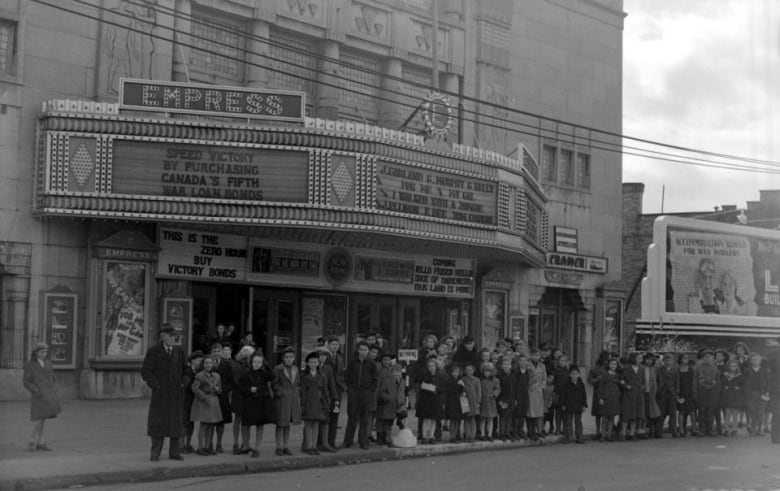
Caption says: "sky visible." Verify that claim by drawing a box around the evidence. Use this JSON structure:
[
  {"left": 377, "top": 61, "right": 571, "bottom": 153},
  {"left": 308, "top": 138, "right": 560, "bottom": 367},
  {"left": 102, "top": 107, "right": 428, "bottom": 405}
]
[{"left": 622, "top": 0, "right": 780, "bottom": 214}]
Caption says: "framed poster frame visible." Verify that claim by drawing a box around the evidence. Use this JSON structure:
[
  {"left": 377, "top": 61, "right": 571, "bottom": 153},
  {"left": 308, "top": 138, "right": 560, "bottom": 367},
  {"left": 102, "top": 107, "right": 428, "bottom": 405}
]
[
  {"left": 162, "top": 297, "right": 193, "bottom": 352},
  {"left": 41, "top": 290, "right": 78, "bottom": 369}
]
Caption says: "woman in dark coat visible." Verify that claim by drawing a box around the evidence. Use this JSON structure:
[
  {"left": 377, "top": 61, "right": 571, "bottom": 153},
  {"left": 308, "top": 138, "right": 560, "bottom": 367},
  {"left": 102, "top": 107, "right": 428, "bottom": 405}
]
[
  {"left": 23, "top": 342, "right": 61, "bottom": 451},
  {"left": 230, "top": 346, "right": 254, "bottom": 454},
  {"left": 442, "top": 364, "right": 465, "bottom": 442},
  {"left": 619, "top": 352, "right": 644, "bottom": 440},
  {"left": 239, "top": 352, "right": 276, "bottom": 457},
  {"left": 300, "top": 352, "right": 329, "bottom": 454},
  {"left": 597, "top": 358, "right": 621, "bottom": 440},
  {"left": 451, "top": 336, "right": 480, "bottom": 369},
  {"left": 416, "top": 358, "right": 442, "bottom": 443},
  {"left": 588, "top": 350, "right": 610, "bottom": 438},
  {"left": 677, "top": 353, "right": 697, "bottom": 436}
]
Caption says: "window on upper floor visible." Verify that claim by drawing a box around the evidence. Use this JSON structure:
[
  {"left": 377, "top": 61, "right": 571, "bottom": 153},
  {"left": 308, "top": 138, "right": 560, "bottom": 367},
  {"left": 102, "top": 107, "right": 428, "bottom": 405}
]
[
  {"left": 560, "top": 149, "right": 574, "bottom": 185},
  {"left": 268, "top": 28, "right": 317, "bottom": 115},
  {"left": 577, "top": 153, "right": 591, "bottom": 189},
  {"left": 338, "top": 49, "right": 381, "bottom": 125},
  {"left": 187, "top": 9, "right": 246, "bottom": 86},
  {"left": 0, "top": 18, "right": 17, "bottom": 77},
  {"left": 542, "top": 145, "right": 557, "bottom": 182}
]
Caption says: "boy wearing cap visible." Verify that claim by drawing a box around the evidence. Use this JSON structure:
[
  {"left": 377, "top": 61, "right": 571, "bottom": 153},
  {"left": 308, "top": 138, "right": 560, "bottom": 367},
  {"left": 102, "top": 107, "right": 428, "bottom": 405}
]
[
  {"left": 141, "top": 324, "right": 187, "bottom": 461},
  {"left": 342, "top": 341, "right": 378, "bottom": 449},
  {"left": 693, "top": 349, "right": 720, "bottom": 437},
  {"left": 656, "top": 353, "right": 680, "bottom": 438}
]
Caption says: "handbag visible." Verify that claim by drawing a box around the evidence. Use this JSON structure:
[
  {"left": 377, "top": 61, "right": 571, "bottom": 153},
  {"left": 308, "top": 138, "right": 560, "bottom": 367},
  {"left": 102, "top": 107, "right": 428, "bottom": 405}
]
[
  {"left": 459, "top": 392, "right": 470, "bottom": 414},
  {"left": 420, "top": 382, "right": 436, "bottom": 393}
]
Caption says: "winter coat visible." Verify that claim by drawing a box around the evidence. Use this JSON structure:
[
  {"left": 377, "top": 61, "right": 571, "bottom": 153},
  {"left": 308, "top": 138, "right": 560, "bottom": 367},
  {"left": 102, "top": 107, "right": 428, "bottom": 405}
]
[
  {"left": 513, "top": 369, "right": 530, "bottom": 417},
  {"left": 720, "top": 372, "right": 744, "bottom": 409},
  {"left": 213, "top": 358, "right": 234, "bottom": 423},
  {"left": 183, "top": 365, "right": 196, "bottom": 423},
  {"left": 376, "top": 367, "right": 406, "bottom": 421},
  {"left": 461, "top": 374, "right": 481, "bottom": 417},
  {"left": 324, "top": 351, "right": 347, "bottom": 397},
  {"left": 442, "top": 373, "right": 464, "bottom": 420},
  {"left": 496, "top": 370, "right": 516, "bottom": 415},
  {"left": 273, "top": 364, "right": 302, "bottom": 426},
  {"left": 620, "top": 365, "right": 645, "bottom": 422},
  {"left": 743, "top": 366, "right": 769, "bottom": 407},
  {"left": 416, "top": 370, "right": 442, "bottom": 419},
  {"left": 677, "top": 368, "right": 697, "bottom": 413},
  {"left": 693, "top": 362, "right": 720, "bottom": 409},
  {"left": 479, "top": 377, "right": 500, "bottom": 418},
  {"left": 301, "top": 370, "right": 329, "bottom": 421},
  {"left": 527, "top": 361, "right": 547, "bottom": 418},
  {"left": 587, "top": 365, "right": 605, "bottom": 417},
  {"left": 559, "top": 378, "right": 588, "bottom": 413},
  {"left": 190, "top": 370, "right": 222, "bottom": 423},
  {"left": 230, "top": 360, "right": 250, "bottom": 417},
  {"left": 641, "top": 365, "right": 661, "bottom": 419},
  {"left": 552, "top": 365, "right": 571, "bottom": 407},
  {"left": 141, "top": 342, "right": 187, "bottom": 437},
  {"left": 239, "top": 365, "right": 276, "bottom": 426},
  {"left": 320, "top": 363, "right": 339, "bottom": 413},
  {"left": 451, "top": 345, "right": 480, "bottom": 369},
  {"left": 597, "top": 370, "right": 621, "bottom": 417},
  {"left": 23, "top": 359, "right": 61, "bottom": 422},
  {"left": 656, "top": 365, "right": 680, "bottom": 399}
]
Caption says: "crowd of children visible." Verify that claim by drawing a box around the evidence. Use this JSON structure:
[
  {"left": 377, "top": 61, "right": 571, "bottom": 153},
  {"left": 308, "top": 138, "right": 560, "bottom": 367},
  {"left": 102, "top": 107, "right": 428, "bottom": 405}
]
[{"left": 178, "top": 332, "right": 779, "bottom": 458}]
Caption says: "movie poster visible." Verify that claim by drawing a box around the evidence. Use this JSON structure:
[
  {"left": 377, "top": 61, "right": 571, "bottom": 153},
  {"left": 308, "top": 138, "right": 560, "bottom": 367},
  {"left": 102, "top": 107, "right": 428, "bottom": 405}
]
[
  {"left": 667, "top": 230, "right": 780, "bottom": 318},
  {"left": 103, "top": 262, "right": 147, "bottom": 356}
]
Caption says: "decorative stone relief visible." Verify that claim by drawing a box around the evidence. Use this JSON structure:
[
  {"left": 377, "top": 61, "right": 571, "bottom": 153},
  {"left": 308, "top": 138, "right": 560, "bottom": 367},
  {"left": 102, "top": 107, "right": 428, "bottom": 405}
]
[
  {"left": 479, "top": 64, "right": 510, "bottom": 154},
  {"left": 278, "top": 0, "right": 324, "bottom": 23},
  {"left": 410, "top": 18, "right": 447, "bottom": 56},
  {"left": 351, "top": 3, "right": 389, "bottom": 40}
]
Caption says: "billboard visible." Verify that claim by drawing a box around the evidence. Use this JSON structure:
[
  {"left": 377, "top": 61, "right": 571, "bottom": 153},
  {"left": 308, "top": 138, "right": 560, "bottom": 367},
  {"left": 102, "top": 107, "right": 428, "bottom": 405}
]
[{"left": 638, "top": 217, "right": 780, "bottom": 337}]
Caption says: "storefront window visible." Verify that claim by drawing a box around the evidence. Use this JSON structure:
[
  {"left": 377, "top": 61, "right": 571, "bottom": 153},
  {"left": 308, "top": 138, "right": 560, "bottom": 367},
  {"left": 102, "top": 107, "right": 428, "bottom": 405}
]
[
  {"left": 101, "top": 261, "right": 148, "bottom": 358},
  {"left": 301, "top": 294, "right": 348, "bottom": 356},
  {"left": 604, "top": 299, "right": 622, "bottom": 353}
]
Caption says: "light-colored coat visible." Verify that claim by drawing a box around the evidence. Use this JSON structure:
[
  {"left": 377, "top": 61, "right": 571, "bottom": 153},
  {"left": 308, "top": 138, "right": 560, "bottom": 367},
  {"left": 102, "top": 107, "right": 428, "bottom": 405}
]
[
  {"left": 23, "top": 359, "right": 61, "bottom": 421},
  {"left": 527, "top": 360, "right": 547, "bottom": 418},
  {"left": 272, "top": 364, "right": 302, "bottom": 426}
]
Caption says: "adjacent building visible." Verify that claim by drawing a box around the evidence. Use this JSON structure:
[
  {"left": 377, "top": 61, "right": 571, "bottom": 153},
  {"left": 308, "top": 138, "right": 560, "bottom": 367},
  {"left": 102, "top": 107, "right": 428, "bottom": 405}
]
[{"left": 0, "top": 0, "right": 625, "bottom": 399}]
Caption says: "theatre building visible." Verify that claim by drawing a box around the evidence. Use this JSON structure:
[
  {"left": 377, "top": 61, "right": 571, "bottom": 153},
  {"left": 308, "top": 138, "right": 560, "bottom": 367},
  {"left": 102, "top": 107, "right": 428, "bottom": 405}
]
[{"left": 0, "top": 0, "right": 625, "bottom": 399}]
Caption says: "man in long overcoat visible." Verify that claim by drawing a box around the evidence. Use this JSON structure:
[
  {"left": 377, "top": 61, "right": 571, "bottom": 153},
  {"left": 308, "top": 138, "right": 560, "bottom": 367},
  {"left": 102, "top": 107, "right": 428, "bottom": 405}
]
[{"left": 141, "top": 324, "right": 187, "bottom": 461}]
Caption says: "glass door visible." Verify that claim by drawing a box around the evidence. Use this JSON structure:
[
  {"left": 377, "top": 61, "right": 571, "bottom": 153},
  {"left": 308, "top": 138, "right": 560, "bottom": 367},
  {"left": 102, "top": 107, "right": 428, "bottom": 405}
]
[{"left": 251, "top": 288, "right": 299, "bottom": 363}]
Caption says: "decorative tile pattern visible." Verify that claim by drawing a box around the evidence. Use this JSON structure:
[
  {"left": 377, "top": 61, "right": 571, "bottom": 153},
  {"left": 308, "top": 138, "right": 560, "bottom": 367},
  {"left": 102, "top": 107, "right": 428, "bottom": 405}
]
[
  {"left": 70, "top": 143, "right": 95, "bottom": 190},
  {"left": 330, "top": 158, "right": 354, "bottom": 205}
]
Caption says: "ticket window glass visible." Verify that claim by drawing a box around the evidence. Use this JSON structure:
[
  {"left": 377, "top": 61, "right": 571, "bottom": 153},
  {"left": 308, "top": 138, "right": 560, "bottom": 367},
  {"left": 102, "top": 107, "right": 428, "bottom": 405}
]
[{"left": 352, "top": 296, "right": 396, "bottom": 353}]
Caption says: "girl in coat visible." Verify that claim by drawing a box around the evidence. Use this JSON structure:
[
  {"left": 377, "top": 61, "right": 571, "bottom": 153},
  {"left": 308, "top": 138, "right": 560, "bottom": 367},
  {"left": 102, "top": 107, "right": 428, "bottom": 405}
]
[
  {"left": 273, "top": 347, "right": 301, "bottom": 456},
  {"left": 416, "top": 357, "right": 442, "bottom": 444},
  {"left": 527, "top": 349, "right": 547, "bottom": 441},
  {"left": 496, "top": 356, "right": 516, "bottom": 440},
  {"left": 588, "top": 351, "right": 610, "bottom": 439},
  {"left": 512, "top": 354, "right": 531, "bottom": 439},
  {"left": 239, "top": 352, "right": 276, "bottom": 457},
  {"left": 443, "top": 364, "right": 465, "bottom": 442},
  {"left": 301, "top": 351, "right": 328, "bottom": 455},
  {"left": 742, "top": 352, "right": 770, "bottom": 436},
  {"left": 182, "top": 350, "right": 204, "bottom": 453},
  {"left": 460, "top": 363, "right": 481, "bottom": 442},
  {"left": 720, "top": 359, "right": 743, "bottom": 437},
  {"left": 191, "top": 355, "right": 223, "bottom": 455},
  {"left": 677, "top": 353, "right": 697, "bottom": 436},
  {"left": 479, "top": 362, "right": 499, "bottom": 441},
  {"left": 619, "top": 352, "right": 644, "bottom": 440},
  {"left": 230, "top": 345, "right": 255, "bottom": 454},
  {"left": 597, "top": 358, "right": 621, "bottom": 441},
  {"left": 22, "top": 342, "right": 61, "bottom": 452},
  {"left": 376, "top": 352, "right": 404, "bottom": 445}
]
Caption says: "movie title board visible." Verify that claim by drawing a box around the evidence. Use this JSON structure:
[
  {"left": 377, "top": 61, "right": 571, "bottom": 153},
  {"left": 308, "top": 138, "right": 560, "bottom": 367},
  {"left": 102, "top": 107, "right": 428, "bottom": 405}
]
[
  {"left": 111, "top": 141, "right": 308, "bottom": 202},
  {"left": 355, "top": 255, "right": 476, "bottom": 298},
  {"left": 157, "top": 228, "right": 249, "bottom": 282},
  {"left": 375, "top": 162, "right": 497, "bottom": 226}
]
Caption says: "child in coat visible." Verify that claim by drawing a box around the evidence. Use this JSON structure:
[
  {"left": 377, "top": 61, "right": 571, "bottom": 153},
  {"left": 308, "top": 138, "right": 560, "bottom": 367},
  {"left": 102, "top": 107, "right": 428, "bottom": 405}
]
[
  {"left": 512, "top": 354, "right": 531, "bottom": 439},
  {"left": 417, "top": 357, "right": 442, "bottom": 444},
  {"left": 559, "top": 365, "right": 588, "bottom": 443},
  {"left": 597, "top": 358, "right": 621, "bottom": 441},
  {"left": 376, "top": 353, "right": 405, "bottom": 445},
  {"left": 443, "top": 364, "right": 465, "bottom": 442},
  {"left": 742, "top": 352, "right": 769, "bottom": 436},
  {"left": 301, "top": 351, "right": 328, "bottom": 455},
  {"left": 479, "top": 362, "right": 499, "bottom": 441},
  {"left": 720, "top": 359, "right": 743, "bottom": 437},
  {"left": 191, "top": 355, "right": 223, "bottom": 456},
  {"left": 543, "top": 374, "right": 556, "bottom": 435},
  {"left": 496, "top": 356, "right": 516, "bottom": 440},
  {"left": 272, "top": 347, "right": 301, "bottom": 456},
  {"left": 460, "top": 363, "right": 481, "bottom": 442}
]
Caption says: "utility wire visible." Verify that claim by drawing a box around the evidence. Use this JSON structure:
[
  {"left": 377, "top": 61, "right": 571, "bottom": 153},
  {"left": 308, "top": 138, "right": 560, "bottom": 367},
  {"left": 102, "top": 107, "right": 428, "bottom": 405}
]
[{"left": 33, "top": 0, "right": 780, "bottom": 175}]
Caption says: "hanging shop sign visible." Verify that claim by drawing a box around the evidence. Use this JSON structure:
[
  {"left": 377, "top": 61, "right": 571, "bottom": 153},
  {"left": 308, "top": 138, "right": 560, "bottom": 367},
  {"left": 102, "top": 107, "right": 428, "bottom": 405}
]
[
  {"left": 375, "top": 161, "right": 497, "bottom": 226},
  {"left": 111, "top": 141, "right": 309, "bottom": 202},
  {"left": 119, "top": 79, "right": 305, "bottom": 121},
  {"left": 545, "top": 252, "right": 608, "bottom": 274},
  {"left": 554, "top": 226, "right": 578, "bottom": 253},
  {"left": 157, "top": 228, "right": 249, "bottom": 282}
]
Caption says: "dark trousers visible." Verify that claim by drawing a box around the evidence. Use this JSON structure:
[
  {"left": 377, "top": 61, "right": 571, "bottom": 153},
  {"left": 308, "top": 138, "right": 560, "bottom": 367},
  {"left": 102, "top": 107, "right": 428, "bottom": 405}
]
[
  {"left": 657, "top": 393, "right": 678, "bottom": 434},
  {"left": 327, "top": 391, "right": 343, "bottom": 447},
  {"left": 343, "top": 389, "right": 371, "bottom": 446},
  {"left": 563, "top": 411, "right": 583, "bottom": 439},
  {"left": 151, "top": 436, "right": 180, "bottom": 458}
]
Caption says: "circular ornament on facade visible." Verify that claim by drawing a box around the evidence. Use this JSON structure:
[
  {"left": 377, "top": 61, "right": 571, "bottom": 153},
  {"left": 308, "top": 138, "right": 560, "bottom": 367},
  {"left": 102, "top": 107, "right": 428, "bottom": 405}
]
[
  {"left": 323, "top": 247, "right": 352, "bottom": 286},
  {"left": 421, "top": 91, "right": 454, "bottom": 140}
]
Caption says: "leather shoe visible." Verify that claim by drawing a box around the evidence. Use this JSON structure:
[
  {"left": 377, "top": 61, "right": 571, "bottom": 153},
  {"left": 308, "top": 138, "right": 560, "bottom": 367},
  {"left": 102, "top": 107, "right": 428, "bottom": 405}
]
[{"left": 169, "top": 455, "right": 184, "bottom": 461}]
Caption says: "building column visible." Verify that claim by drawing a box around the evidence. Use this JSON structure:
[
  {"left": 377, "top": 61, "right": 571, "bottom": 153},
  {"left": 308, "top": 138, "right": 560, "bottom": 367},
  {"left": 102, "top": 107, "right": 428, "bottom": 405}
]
[
  {"left": 316, "top": 41, "right": 340, "bottom": 120},
  {"left": 379, "top": 58, "right": 403, "bottom": 129},
  {"left": 171, "top": 0, "right": 192, "bottom": 82},
  {"left": 246, "top": 20, "right": 271, "bottom": 88}
]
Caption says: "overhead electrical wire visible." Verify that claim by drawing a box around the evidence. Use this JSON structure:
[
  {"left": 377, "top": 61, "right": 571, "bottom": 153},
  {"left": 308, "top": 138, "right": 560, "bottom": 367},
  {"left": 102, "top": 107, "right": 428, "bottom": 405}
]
[{"left": 31, "top": 0, "right": 780, "bottom": 175}]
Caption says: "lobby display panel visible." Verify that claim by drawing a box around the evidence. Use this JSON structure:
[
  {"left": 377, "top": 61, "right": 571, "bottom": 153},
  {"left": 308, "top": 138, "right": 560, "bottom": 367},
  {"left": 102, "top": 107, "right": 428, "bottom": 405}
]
[
  {"left": 99, "top": 261, "right": 150, "bottom": 359},
  {"left": 111, "top": 140, "right": 309, "bottom": 202}
]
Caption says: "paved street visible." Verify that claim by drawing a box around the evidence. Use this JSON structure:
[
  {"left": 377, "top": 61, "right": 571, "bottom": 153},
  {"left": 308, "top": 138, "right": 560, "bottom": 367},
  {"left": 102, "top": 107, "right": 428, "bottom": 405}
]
[{"left": 79, "top": 437, "right": 780, "bottom": 491}]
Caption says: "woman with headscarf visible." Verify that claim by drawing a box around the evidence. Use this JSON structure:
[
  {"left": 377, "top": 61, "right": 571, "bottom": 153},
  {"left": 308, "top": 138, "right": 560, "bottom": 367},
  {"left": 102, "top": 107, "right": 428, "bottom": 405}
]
[{"left": 23, "top": 342, "right": 62, "bottom": 451}]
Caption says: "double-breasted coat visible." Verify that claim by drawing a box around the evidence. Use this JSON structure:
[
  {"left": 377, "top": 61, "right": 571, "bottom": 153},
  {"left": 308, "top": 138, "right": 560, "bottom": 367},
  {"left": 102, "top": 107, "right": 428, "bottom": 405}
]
[
  {"left": 619, "top": 365, "right": 645, "bottom": 422},
  {"left": 23, "top": 358, "right": 61, "bottom": 421},
  {"left": 527, "top": 361, "right": 547, "bottom": 418},
  {"left": 239, "top": 364, "right": 276, "bottom": 426},
  {"left": 597, "top": 370, "right": 621, "bottom": 417},
  {"left": 479, "top": 377, "right": 500, "bottom": 419},
  {"left": 190, "top": 370, "right": 223, "bottom": 423},
  {"left": 141, "top": 342, "right": 187, "bottom": 437},
  {"left": 415, "top": 370, "right": 443, "bottom": 419},
  {"left": 272, "top": 364, "right": 302, "bottom": 426},
  {"left": 376, "top": 365, "right": 405, "bottom": 421},
  {"left": 720, "top": 372, "right": 744, "bottom": 409},
  {"left": 301, "top": 370, "right": 330, "bottom": 421},
  {"left": 461, "top": 374, "right": 482, "bottom": 417}
]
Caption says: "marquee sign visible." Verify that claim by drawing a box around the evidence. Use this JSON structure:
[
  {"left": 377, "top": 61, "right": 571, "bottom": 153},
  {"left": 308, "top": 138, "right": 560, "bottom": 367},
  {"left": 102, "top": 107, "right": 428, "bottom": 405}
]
[
  {"left": 545, "top": 252, "right": 607, "bottom": 274},
  {"left": 119, "top": 79, "right": 305, "bottom": 121}
]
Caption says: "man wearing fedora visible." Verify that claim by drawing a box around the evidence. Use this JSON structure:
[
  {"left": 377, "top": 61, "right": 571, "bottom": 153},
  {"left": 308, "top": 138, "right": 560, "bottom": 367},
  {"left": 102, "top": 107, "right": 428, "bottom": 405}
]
[{"left": 141, "top": 323, "right": 187, "bottom": 461}]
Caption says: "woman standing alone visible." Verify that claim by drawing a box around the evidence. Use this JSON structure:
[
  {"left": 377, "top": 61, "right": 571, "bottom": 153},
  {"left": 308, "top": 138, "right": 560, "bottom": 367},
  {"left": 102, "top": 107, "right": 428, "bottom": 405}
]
[{"left": 23, "top": 342, "right": 62, "bottom": 451}]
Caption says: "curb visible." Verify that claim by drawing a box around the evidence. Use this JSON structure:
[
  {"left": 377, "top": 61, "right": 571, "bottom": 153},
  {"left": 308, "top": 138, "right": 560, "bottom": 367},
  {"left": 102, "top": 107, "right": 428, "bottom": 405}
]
[{"left": 1, "top": 435, "right": 573, "bottom": 490}]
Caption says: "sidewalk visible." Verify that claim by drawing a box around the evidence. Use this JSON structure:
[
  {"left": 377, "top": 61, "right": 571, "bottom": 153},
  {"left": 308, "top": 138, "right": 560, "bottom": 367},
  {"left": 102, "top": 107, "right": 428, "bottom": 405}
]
[{"left": 0, "top": 398, "right": 592, "bottom": 491}]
